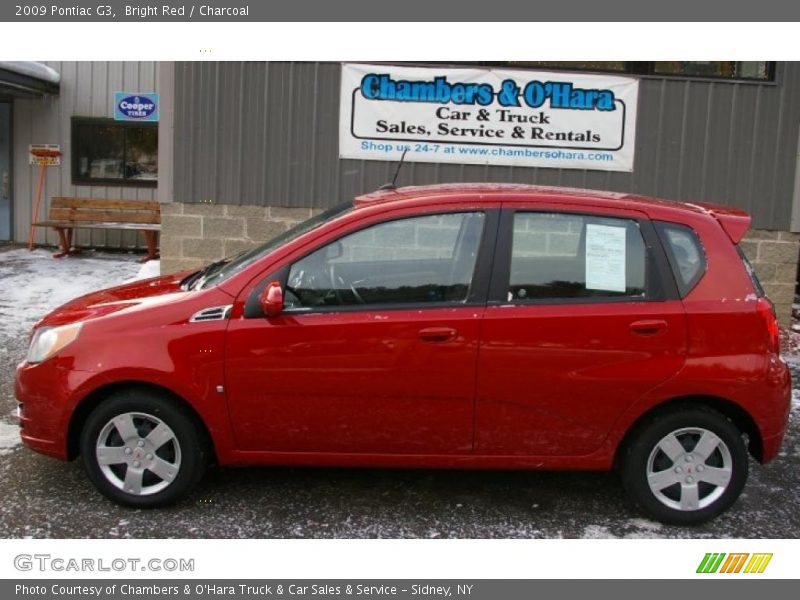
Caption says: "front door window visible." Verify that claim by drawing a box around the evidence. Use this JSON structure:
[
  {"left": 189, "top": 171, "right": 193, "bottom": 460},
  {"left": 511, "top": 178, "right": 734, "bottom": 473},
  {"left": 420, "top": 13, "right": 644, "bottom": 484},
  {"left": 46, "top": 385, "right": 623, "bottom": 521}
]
[{"left": 285, "top": 211, "right": 486, "bottom": 309}]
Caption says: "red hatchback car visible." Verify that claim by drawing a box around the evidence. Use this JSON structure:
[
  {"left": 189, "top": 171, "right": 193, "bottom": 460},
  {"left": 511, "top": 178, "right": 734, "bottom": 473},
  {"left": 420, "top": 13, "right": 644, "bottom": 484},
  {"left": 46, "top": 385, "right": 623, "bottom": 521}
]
[{"left": 15, "top": 184, "right": 790, "bottom": 524}]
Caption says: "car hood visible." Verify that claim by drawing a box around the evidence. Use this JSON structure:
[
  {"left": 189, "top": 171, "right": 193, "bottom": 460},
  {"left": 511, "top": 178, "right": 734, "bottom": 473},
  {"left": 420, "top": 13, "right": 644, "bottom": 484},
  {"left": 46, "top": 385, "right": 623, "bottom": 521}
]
[{"left": 36, "top": 270, "right": 196, "bottom": 329}]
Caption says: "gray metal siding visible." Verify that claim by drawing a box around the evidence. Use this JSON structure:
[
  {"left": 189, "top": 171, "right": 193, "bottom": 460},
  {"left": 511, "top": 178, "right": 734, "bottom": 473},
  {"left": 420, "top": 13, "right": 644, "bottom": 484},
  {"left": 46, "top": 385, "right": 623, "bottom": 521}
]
[
  {"left": 173, "top": 62, "right": 800, "bottom": 231},
  {"left": 12, "top": 61, "right": 159, "bottom": 247}
]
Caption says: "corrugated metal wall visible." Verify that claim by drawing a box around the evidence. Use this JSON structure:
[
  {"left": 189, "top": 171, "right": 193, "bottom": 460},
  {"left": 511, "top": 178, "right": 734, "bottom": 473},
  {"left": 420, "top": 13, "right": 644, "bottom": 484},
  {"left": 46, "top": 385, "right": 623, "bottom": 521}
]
[
  {"left": 12, "top": 61, "right": 159, "bottom": 247},
  {"left": 173, "top": 62, "right": 800, "bottom": 231}
]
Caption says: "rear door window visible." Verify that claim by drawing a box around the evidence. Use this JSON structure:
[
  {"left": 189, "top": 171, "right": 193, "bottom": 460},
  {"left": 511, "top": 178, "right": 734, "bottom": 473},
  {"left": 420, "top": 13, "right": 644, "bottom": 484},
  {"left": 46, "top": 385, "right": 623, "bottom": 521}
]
[
  {"left": 508, "top": 212, "right": 647, "bottom": 301},
  {"left": 654, "top": 222, "right": 707, "bottom": 297}
]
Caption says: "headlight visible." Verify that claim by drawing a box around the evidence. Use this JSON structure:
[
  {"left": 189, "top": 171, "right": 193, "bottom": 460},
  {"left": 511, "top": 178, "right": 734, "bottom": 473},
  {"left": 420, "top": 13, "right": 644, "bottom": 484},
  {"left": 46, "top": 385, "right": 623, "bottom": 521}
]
[{"left": 26, "top": 323, "right": 83, "bottom": 364}]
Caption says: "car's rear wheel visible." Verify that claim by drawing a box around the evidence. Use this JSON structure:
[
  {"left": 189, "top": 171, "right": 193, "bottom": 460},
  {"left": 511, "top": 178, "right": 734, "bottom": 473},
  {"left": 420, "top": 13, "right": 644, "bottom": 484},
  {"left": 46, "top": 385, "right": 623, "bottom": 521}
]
[
  {"left": 80, "top": 389, "right": 207, "bottom": 507},
  {"left": 620, "top": 406, "right": 748, "bottom": 525}
]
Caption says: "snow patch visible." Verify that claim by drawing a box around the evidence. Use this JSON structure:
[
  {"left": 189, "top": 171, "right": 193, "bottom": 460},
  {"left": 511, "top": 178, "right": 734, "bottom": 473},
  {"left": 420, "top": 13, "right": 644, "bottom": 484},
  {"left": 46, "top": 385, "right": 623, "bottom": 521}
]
[
  {"left": 0, "top": 421, "right": 20, "bottom": 456},
  {"left": 125, "top": 260, "right": 160, "bottom": 283},
  {"left": 581, "top": 525, "right": 618, "bottom": 539},
  {"left": 0, "top": 249, "right": 141, "bottom": 340},
  {"left": 0, "top": 62, "right": 60, "bottom": 84},
  {"left": 625, "top": 518, "right": 662, "bottom": 531}
]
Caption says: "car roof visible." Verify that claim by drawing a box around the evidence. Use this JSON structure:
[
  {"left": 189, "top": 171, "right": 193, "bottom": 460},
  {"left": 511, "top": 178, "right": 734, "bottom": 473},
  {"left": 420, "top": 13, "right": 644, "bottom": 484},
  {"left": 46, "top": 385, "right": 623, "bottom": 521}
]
[
  {"left": 354, "top": 183, "right": 751, "bottom": 242},
  {"left": 356, "top": 183, "right": 693, "bottom": 211}
]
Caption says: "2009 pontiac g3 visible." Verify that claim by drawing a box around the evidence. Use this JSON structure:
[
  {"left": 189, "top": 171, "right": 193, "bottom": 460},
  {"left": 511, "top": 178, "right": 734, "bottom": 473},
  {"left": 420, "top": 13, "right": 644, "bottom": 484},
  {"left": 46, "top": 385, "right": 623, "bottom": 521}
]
[{"left": 15, "top": 184, "right": 790, "bottom": 524}]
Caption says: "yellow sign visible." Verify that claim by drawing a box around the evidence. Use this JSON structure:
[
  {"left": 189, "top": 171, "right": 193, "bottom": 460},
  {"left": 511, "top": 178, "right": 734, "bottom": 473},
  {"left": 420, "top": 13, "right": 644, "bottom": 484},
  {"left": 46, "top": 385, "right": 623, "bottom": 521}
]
[{"left": 28, "top": 144, "right": 61, "bottom": 166}]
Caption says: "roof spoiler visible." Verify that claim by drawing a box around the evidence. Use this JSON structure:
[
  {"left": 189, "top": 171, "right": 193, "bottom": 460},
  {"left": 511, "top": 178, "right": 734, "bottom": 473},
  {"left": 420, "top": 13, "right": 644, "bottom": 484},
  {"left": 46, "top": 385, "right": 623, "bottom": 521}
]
[{"left": 687, "top": 202, "right": 751, "bottom": 244}]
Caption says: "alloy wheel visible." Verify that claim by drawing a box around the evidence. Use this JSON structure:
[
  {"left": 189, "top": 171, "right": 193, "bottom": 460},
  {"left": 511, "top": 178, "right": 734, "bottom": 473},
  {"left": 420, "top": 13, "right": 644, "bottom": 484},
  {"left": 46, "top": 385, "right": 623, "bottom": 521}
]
[
  {"left": 95, "top": 412, "right": 182, "bottom": 496},
  {"left": 646, "top": 426, "right": 733, "bottom": 512}
]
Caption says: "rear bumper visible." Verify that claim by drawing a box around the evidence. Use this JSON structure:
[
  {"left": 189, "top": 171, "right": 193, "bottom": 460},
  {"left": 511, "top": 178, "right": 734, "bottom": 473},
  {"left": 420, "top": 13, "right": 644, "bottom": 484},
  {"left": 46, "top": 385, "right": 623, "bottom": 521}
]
[
  {"left": 757, "top": 354, "right": 791, "bottom": 464},
  {"left": 761, "top": 430, "right": 788, "bottom": 464}
]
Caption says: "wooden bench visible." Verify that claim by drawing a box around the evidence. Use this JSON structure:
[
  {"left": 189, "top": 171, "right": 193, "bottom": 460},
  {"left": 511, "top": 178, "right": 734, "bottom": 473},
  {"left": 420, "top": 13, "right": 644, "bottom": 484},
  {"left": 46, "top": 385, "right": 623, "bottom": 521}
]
[{"left": 33, "top": 197, "right": 161, "bottom": 262}]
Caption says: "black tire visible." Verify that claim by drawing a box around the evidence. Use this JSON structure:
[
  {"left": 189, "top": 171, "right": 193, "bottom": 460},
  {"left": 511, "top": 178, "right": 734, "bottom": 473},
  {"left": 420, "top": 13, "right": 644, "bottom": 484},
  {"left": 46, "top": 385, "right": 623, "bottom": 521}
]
[
  {"left": 80, "top": 388, "right": 208, "bottom": 508},
  {"left": 620, "top": 406, "right": 748, "bottom": 525}
]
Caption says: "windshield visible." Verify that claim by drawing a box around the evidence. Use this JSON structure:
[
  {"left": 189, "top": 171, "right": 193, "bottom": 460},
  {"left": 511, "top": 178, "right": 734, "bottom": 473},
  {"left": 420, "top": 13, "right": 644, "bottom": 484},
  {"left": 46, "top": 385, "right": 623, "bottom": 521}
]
[{"left": 196, "top": 202, "right": 353, "bottom": 289}]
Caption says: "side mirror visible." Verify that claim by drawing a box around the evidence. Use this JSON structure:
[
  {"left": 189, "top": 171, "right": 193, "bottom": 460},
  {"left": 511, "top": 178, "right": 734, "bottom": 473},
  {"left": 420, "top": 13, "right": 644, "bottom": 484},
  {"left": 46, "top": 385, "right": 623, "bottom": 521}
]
[{"left": 259, "top": 281, "right": 284, "bottom": 317}]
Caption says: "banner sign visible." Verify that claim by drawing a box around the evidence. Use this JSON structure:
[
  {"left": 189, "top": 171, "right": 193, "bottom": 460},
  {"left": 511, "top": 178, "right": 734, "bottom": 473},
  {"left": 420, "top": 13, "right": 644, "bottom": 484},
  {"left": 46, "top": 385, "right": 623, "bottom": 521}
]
[
  {"left": 340, "top": 64, "right": 639, "bottom": 172},
  {"left": 114, "top": 92, "right": 159, "bottom": 121}
]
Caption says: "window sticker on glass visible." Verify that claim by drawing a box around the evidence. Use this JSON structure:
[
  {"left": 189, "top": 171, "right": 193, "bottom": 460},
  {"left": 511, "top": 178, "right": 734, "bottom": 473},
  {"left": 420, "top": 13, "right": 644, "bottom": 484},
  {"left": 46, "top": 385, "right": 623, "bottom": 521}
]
[{"left": 585, "top": 224, "right": 626, "bottom": 292}]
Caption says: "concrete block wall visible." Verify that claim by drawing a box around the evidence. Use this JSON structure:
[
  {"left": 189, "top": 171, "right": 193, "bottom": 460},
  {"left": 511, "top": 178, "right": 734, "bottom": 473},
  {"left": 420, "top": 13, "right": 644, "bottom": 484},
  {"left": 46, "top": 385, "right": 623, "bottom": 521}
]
[
  {"left": 333, "top": 213, "right": 465, "bottom": 262},
  {"left": 160, "top": 202, "right": 314, "bottom": 275},
  {"left": 160, "top": 202, "right": 800, "bottom": 327},
  {"left": 513, "top": 213, "right": 582, "bottom": 258},
  {"left": 740, "top": 230, "right": 800, "bottom": 327}
]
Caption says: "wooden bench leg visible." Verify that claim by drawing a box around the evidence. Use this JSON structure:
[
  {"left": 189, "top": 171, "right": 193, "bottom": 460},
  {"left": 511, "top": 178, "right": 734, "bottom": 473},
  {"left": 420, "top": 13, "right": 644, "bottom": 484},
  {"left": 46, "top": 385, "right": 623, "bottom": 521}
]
[
  {"left": 52, "top": 227, "right": 80, "bottom": 258},
  {"left": 141, "top": 230, "right": 159, "bottom": 262},
  {"left": 53, "top": 227, "right": 70, "bottom": 258}
]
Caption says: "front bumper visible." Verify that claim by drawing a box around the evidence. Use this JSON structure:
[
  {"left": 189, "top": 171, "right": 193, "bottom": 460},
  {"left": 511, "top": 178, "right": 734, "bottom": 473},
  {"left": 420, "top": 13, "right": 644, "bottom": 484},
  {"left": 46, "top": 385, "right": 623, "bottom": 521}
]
[{"left": 14, "top": 359, "right": 96, "bottom": 460}]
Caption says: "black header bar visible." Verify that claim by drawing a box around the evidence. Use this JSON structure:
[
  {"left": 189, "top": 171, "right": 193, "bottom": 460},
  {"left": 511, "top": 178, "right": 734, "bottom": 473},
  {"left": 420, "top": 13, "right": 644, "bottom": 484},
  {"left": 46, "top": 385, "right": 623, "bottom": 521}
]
[{"left": 3, "top": 0, "right": 800, "bottom": 22}]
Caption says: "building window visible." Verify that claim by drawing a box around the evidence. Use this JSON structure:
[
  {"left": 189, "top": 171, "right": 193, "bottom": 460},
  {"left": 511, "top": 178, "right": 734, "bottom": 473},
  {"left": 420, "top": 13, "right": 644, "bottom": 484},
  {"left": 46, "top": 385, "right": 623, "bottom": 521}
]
[
  {"left": 651, "top": 61, "right": 772, "bottom": 80},
  {"left": 71, "top": 117, "right": 157, "bottom": 186},
  {"left": 453, "top": 61, "right": 775, "bottom": 82}
]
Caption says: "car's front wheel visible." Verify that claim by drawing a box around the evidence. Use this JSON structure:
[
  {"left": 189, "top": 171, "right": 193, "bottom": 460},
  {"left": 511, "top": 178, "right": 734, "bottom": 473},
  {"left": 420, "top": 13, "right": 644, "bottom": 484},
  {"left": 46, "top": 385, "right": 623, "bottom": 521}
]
[
  {"left": 620, "top": 406, "right": 749, "bottom": 525},
  {"left": 80, "top": 389, "right": 208, "bottom": 507}
]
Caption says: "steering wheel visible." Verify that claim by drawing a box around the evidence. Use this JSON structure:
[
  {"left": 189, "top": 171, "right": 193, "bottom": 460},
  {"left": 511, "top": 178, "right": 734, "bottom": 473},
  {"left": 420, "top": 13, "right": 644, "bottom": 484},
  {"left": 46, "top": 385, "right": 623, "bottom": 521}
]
[
  {"left": 287, "top": 268, "right": 334, "bottom": 307},
  {"left": 329, "top": 263, "right": 366, "bottom": 305}
]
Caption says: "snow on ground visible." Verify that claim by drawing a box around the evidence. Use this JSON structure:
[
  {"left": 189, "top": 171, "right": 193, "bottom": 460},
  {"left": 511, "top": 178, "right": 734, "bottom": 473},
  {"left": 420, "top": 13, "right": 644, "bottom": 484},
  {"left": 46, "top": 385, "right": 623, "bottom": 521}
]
[
  {"left": 0, "top": 419, "right": 21, "bottom": 456},
  {"left": 127, "top": 257, "right": 160, "bottom": 282},
  {"left": 0, "top": 249, "right": 159, "bottom": 340},
  {"left": 581, "top": 519, "right": 665, "bottom": 540}
]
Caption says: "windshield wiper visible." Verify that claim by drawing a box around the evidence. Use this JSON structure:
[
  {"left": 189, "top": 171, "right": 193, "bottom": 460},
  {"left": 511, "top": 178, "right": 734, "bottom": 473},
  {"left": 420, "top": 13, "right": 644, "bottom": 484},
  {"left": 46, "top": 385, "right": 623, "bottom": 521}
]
[{"left": 181, "top": 258, "right": 229, "bottom": 291}]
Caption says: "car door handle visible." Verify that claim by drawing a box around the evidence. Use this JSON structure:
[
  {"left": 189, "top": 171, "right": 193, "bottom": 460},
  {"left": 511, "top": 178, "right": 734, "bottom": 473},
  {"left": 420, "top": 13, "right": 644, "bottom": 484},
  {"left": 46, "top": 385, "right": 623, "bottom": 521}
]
[
  {"left": 629, "top": 320, "right": 668, "bottom": 336},
  {"left": 418, "top": 327, "right": 458, "bottom": 343}
]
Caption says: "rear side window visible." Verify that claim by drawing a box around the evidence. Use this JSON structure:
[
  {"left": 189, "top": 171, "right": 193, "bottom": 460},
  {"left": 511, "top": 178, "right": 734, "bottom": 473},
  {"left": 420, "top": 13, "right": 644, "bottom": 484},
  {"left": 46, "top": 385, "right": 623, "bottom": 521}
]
[
  {"left": 736, "top": 246, "right": 765, "bottom": 297},
  {"left": 655, "top": 222, "right": 707, "bottom": 297},
  {"left": 508, "top": 212, "right": 646, "bottom": 300}
]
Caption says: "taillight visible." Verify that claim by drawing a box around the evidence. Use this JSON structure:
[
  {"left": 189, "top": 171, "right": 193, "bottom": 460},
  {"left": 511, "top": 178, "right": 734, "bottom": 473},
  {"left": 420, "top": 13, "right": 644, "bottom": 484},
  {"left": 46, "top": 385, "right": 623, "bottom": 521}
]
[{"left": 756, "top": 297, "right": 780, "bottom": 354}]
